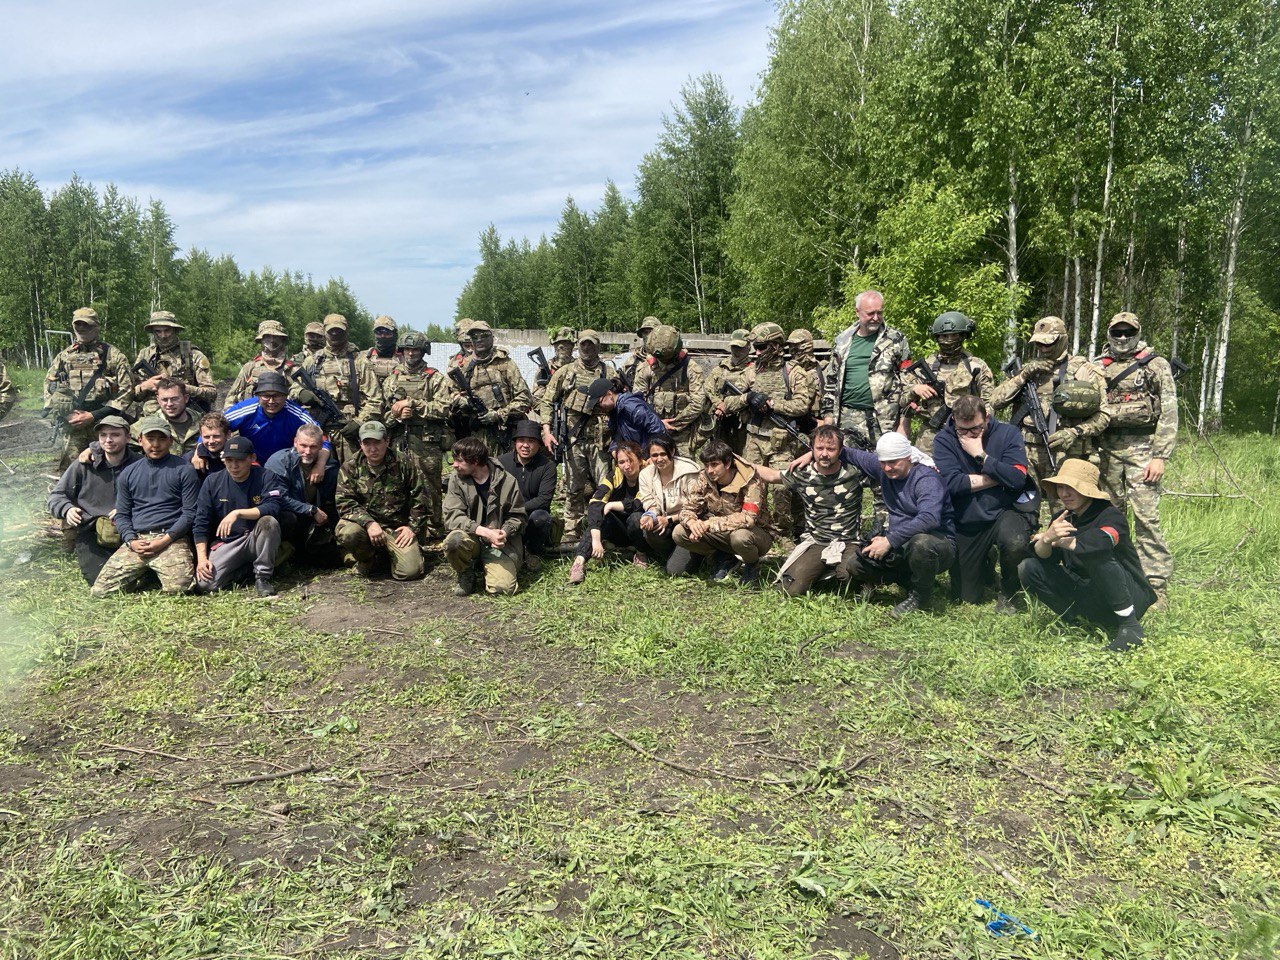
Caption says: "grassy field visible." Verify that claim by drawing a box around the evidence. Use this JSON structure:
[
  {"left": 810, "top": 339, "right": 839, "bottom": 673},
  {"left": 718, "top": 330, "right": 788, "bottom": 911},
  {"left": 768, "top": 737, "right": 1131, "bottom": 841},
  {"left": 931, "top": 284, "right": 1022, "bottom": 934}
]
[{"left": 0, "top": 425, "right": 1277, "bottom": 959}]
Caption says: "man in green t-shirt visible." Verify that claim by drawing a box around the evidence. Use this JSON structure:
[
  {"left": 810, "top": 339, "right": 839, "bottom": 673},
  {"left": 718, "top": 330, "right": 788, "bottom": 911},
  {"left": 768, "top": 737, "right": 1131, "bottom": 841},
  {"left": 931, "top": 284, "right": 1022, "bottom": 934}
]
[{"left": 820, "top": 289, "right": 912, "bottom": 450}]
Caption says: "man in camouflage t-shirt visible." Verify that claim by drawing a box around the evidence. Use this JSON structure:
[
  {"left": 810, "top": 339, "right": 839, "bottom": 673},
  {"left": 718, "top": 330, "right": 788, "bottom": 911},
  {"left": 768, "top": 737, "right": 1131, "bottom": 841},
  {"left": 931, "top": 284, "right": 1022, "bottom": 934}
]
[{"left": 755, "top": 424, "right": 868, "bottom": 596}]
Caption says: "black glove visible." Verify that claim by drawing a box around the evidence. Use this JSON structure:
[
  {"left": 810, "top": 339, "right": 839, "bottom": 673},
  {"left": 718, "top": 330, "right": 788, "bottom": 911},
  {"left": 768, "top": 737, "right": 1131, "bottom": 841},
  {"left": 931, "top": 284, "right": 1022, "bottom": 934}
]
[
  {"left": 747, "top": 390, "right": 770, "bottom": 413},
  {"left": 339, "top": 420, "right": 362, "bottom": 440}
]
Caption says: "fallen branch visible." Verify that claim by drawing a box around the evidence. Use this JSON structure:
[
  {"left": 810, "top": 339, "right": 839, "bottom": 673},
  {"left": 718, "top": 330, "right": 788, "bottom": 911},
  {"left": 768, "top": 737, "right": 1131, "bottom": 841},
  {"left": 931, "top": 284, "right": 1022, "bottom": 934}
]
[
  {"left": 1163, "top": 490, "right": 1248, "bottom": 500},
  {"left": 965, "top": 742, "right": 1082, "bottom": 799},
  {"left": 221, "top": 763, "right": 316, "bottom": 788},
  {"left": 606, "top": 727, "right": 776, "bottom": 785},
  {"left": 974, "top": 851, "right": 1025, "bottom": 889},
  {"left": 101, "top": 743, "right": 192, "bottom": 762}
]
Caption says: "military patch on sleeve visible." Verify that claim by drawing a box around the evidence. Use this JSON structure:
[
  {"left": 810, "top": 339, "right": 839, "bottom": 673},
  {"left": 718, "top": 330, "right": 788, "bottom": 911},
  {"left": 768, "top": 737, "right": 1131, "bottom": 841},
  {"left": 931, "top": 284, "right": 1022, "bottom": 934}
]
[
  {"left": 1100, "top": 526, "right": 1119, "bottom": 546},
  {"left": 1014, "top": 464, "right": 1027, "bottom": 474}
]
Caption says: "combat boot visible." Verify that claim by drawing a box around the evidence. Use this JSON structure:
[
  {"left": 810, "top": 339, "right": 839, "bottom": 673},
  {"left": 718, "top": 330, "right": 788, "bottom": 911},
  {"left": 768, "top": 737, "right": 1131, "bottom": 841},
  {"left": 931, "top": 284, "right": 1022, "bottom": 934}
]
[
  {"left": 255, "top": 577, "right": 276, "bottom": 597},
  {"left": 890, "top": 591, "right": 927, "bottom": 619},
  {"left": 1108, "top": 619, "right": 1145, "bottom": 652},
  {"left": 453, "top": 567, "right": 476, "bottom": 597},
  {"left": 737, "top": 562, "right": 760, "bottom": 587}
]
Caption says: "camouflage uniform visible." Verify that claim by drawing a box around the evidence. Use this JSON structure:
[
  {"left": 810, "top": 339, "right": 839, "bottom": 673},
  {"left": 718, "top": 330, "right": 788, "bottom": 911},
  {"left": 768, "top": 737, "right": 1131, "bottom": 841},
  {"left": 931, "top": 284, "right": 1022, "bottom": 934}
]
[
  {"left": 132, "top": 312, "right": 216, "bottom": 415},
  {"left": 821, "top": 322, "right": 911, "bottom": 449},
  {"left": 673, "top": 458, "right": 775, "bottom": 564},
  {"left": 44, "top": 309, "right": 135, "bottom": 470},
  {"left": 93, "top": 537, "right": 196, "bottom": 596},
  {"left": 990, "top": 317, "right": 1108, "bottom": 498},
  {"left": 382, "top": 339, "right": 452, "bottom": 536},
  {"left": 335, "top": 446, "right": 427, "bottom": 580},
  {"left": 775, "top": 461, "right": 868, "bottom": 596},
  {"left": 903, "top": 351, "right": 994, "bottom": 454},
  {"left": 533, "top": 327, "right": 576, "bottom": 409},
  {"left": 450, "top": 328, "right": 532, "bottom": 456},
  {"left": 787, "top": 329, "right": 826, "bottom": 428},
  {"left": 1096, "top": 313, "right": 1178, "bottom": 596},
  {"left": 617, "top": 316, "right": 659, "bottom": 390},
  {"left": 718, "top": 323, "right": 817, "bottom": 533},
  {"left": 687, "top": 328, "right": 752, "bottom": 455},
  {"left": 366, "top": 316, "right": 400, "bottom": 391},
  {"left": 538, "top": 349, "right": 617, "bottom": 540},
  {"left": 305, "top": 316, "right": 383, "bottom": 462},
  {"left": 290, "top": 322, "right": 326, "bottom": 367},
  {"left": 0, "top": 362, "right": 17, "bottom": 421},
  {"left": 632, "top": 325, "right": 706, "bottom": 451}
]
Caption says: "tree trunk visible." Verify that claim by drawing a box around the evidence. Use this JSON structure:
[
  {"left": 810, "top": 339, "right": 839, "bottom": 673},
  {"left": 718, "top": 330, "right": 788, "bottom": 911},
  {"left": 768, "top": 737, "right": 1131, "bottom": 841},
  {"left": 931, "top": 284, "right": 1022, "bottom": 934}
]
[
  {"left": 1121, "top": 206, "right": 1138, "bottom": 309},
  {"left": 1171, "top": 222, "right": 1186, "bottom": 359},
  {"left": 1004, "top": 158, "right": 1020, "bottom": 357},
  {"left": 1211, "top": 103, "right": 1254, "bottom": 429},
  {"left": 1197, "top": 321, "right": 1213, "bottom": 432},
  {"left": 1088, "top": 28, "right": 1120, "bottom": 358}
]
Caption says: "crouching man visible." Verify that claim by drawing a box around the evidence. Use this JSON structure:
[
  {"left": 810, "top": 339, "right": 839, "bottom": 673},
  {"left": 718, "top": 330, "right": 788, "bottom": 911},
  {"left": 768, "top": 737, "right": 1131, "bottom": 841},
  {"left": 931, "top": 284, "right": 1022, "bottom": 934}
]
[
  {"left": 193, "top": 436, "right": 283, "bottom": 596},
  {"left": 1019, "top": 458, "right": 1155, "bottom": 651},
  {"left": 335, "top": 421, "right": 428, "bottom": 581},
  {"left": 443, "top": 436, "right": 527, "bottom": 597}
]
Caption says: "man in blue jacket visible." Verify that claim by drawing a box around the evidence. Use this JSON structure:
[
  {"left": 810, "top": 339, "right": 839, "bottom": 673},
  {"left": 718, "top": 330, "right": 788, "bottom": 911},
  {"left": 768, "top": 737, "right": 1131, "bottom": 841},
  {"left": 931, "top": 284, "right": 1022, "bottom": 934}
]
[
  {"left": 192, "top": 435, "right": 283, "bottom": 596},
  {"left": 262, "top": 423, "right": 340, "bottom": 561},
  {"left": 224, "top": 371, "right": 331, "bottom": 467},
  {"left": 931, "top": 395, "right": 1037, "bottom": 612},
  {"left": 840, "top": 431, "right": 955, "bottom": 618},
  {"left": 582, "top": 377, "right": 669, "bottom": 452}
]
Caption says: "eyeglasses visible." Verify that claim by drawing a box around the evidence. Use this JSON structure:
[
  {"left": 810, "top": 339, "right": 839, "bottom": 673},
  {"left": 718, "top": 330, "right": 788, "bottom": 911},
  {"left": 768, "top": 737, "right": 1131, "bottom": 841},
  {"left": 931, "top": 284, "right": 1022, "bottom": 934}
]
[{"left": 955, "top": 422, "right": 986, "bottom": 436}]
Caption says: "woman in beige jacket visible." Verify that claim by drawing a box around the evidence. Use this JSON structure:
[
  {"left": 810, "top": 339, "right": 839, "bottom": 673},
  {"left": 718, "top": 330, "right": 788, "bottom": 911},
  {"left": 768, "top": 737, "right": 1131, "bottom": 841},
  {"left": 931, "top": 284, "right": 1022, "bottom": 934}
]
[{"left": 637, "top": 436, "right": 701, "bottom": 569}]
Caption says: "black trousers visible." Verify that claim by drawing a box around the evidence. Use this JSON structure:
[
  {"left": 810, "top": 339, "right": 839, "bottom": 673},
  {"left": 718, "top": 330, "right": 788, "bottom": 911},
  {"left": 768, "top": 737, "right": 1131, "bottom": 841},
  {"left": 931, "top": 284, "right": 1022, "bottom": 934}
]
[
  {"left": 74, "top": 526, "right": 116, "bottom": 586},
  {"left": 576, "top": 510, "right": 647, "bottom": 560},
  {"left": 952, "top": 509, "right": 1034, "bottom": 603},
  {"left": 1018, "top": 554, "right": 1152, "bottom": 630},
  {"left": 525, "top": 509, "right": 555, "bottom": 557},
  {"left": 278, "top": 510, "right": 343, "bottom": 566},
  {"left": 844, "top": 532, "right": 956, "bottom": 600}
]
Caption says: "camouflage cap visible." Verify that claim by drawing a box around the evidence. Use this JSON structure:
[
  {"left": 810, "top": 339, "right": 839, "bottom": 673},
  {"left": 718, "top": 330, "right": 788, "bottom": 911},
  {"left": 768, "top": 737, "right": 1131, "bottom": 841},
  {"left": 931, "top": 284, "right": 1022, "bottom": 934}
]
[
  {"left": 137, "top": 414, "right": 176, "bottom": 438},
  {"left": 786, "top": 327, "right": 814, "bottom": 344},
  {"left": 323, "top": 313, "right": 348, "bottom": 331},
  {"left": 1108, "top": 311, "right": 1141, "bottom": 332},
  {"left": 145, "top": 310, "right": 183, "bottom": 331},
  {"left": 72, "top": 307, "right": 100, "bottom": 325},
  {"left": 551, "top": 326, "right": 576, "bottom": 344},
  {"left": 637, "top": 316, "right": 659, "bottom": 335},
  {"left": 578, "top": 329, "right": 601, "bottom": 345},
  {"left": 729, "top": 328, "right": 751, "bottom": 347},
  {"left": 304, "top": 322, "right": 325, "bottom": 336},
  {"left": 1028, "top": 316, "right": 1067, "bottom": 345},
  {"left": 358, "top": 420, "right": 388, "bottom": 441},
  {"left": 373, "top": 315, "right": 397, "bottom": 332},
  {"left": 468, "top": 320, "right": 493, "bottom": 336},
  {"left": 255, "top": 320, "right": 288, "bottom": 341},
  {"left": 750, "top": 321, "right": 785, "bottom": 344},
  {"left": 456, "top": 317, "right": 476, "bottom": 339},
  {"left": 95, "top": 414, "right": 131, "bottom": 432}
]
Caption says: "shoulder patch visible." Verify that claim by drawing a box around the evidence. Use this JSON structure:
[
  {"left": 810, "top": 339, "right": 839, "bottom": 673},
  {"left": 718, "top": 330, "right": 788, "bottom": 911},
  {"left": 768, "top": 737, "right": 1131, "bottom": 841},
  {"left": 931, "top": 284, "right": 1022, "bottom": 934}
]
[{"left": 1100, "top": 525, "right": 1120, "bottom": 546}]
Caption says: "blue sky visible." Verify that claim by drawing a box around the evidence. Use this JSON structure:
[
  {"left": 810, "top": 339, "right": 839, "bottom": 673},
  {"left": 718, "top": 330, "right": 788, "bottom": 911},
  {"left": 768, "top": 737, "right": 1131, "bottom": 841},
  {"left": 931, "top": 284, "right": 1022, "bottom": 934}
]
[{"left": 5, "top": 1, "right": 776, "bottom": 327}]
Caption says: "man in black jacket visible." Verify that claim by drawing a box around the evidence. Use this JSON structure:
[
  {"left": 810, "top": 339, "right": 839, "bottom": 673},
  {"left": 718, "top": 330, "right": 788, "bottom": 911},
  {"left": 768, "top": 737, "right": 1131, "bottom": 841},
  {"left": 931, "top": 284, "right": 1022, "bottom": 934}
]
[
  {"left": 932, "top": 396, "right": 1037, "bottom": 611},
  {"left": 262, "top": 423, "right": 339, "bottom": 561},
  {"left": 47, "top": 415, "right": 140, "bottom": 585},
  {"left": 498, "top": 419, "right": 558, "bottom": 572},
  {"left": 1019, "top": 458, "right": 1156, "bottom": 650},
  {"left": 192, "top": 436, "right": 283, "bottom": 596}
]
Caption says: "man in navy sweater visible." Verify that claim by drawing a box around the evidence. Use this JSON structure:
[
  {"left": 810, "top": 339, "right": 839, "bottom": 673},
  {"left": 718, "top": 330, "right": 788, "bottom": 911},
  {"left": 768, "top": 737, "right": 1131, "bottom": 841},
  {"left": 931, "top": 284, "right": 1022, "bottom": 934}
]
[
  {"left": 932, "top": 395, "right": 1037, "bottom": 612},
  {"left": 841, "top": 431, "right": 955, "bottom": 618},
  {"left": 193, "top": 436, "right": 283, "bottom": 596},
  {"left": 91, "top": 415, "right": 200, "bottom": 597},
  {"left": 262, "top": 423, "right": 340, "bottom": 560}
]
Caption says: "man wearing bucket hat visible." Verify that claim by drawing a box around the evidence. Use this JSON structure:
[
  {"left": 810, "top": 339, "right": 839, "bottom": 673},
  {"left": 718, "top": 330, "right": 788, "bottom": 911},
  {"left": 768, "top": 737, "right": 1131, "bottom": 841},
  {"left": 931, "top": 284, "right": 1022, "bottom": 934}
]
[
  {"left": 304, "top": 313, "right": 383, "bottom": 463},
  {"left": 43, "top": 307, "right": 135, "bottom": 470},
  {"left": 47, "top": 415, "right": 141, "bottom": 585},
  {"left": 226, "top": 320, "right": 298, "bottom": 406},
  {"left": 131, "top": 311, "right": 216, "bottom": 416},
  {"left": 498, "top": 419, "right": 559, "bottom": 569},
  {"left": 838, "top": 430, "right": 956, "bottom": 619},
  {"left": 291, "top": 322, "right": 326, "bottom": 367},
  {"left": 192, "top": 436, "right": 284, "bottom": 597},
  {"left": 1019, "top": 458, "right": 1156, "bottom": 650},
  {"left": 91, "top": 414, "right": 200, "bottom": 597},
  {"left": 1095, "top": 312, "right": 1178, "bottom": 607},
  {"left": 335, "top": 420, "right": 428, "bottom": 581}
]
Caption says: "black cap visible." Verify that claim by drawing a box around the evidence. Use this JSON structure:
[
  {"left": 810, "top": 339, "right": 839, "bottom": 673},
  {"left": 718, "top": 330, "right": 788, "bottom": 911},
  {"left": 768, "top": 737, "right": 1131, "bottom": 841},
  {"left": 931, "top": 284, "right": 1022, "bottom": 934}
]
[
  {"left": 255, "top": 371, "right": 289, "bottom": 395},
  {"left": 582, "top": 377, "right": 613, "bottom": 412},
  {"left": 223, "top": 436, "right": 255, "bottom": 460},
  {"left": 510, "top": 419, "right": 542, "bottom": 442}
]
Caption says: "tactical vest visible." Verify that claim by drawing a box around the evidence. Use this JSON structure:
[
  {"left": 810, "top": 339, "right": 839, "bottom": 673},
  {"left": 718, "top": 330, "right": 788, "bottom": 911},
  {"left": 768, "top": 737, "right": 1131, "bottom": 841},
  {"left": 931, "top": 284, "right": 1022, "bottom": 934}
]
[
  {"left": 386, "top": 366, "right": 446, "bottom": 440},
  {"left": 1100, "top": 352, "right": 1161, "bottom": 428},
  {"left": 366, "top": 347, "right": 399, "bottom": 386},
  {"left": 50, "top": 343, "right": 115, "bottom": 412}
]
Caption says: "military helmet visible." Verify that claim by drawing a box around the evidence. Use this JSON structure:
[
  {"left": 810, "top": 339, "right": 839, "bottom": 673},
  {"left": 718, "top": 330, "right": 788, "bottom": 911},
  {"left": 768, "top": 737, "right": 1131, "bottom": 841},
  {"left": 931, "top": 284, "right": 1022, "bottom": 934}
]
[
  {"left": 647, "top": 324, "right": 682, "bottom": 357},
  {"left": 1051, "top": 380, "right": 1102, "bottom": 419},
  {"left": 931, "top": 311, "right": 975, "bottom": 336},
  {"left": 750, "top": 322, "right": 785, "bottom": 344},
  {"left": 399, "top": 331, "right": 430, "bottom": 351}
]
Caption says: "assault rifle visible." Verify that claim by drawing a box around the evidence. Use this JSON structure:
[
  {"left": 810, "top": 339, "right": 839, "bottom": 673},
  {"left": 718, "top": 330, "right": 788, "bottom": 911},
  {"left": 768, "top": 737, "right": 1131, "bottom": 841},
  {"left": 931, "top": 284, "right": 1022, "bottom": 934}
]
[
  {"left": 289, "top": 365, "right": 345, "bottom": 429},
  {"left": 132, "top": 357, "right": 159, "bottom": 381},
  {"left": 720, "top": 380, "right": 809, "bottom": 448},
  {"left": 528, "top": 347, "right": 553, "bottom": 389},
  {"left": 447, "top": 367, "right": 490, "bottom": 423},
  {"left": 1003, "top": 357, "right": 1058, "bottom": 475},
  {"left": 1170, "top": 356, "right": 1190, "bottom": 381},
  {"left": 903, "top": 358, "right": 951, "bottom": 431},
  {"left": 549, "top": 400, "right": 569, "bottom": 463}
]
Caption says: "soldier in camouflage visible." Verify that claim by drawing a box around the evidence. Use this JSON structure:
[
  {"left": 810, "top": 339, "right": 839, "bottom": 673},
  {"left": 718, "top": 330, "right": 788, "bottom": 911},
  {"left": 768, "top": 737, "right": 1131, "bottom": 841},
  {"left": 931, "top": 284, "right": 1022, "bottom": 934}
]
[
  {"left": 716, "top": 322, "right": 817, "bottom": 534},
  {"left": 617, "top": 316, "right": 659, "bottom": 390},
  {"left": 335, "top": 420, "right": 428, "bottom": 580},
  {"left": 290, "top": 322, "right": 326, "bottom": 367},
  {"left": 754, "top": 424, "right": 868, "bottom": 596},
  {"left": 539, "top": 329, "right": 617, "bottom": 541},
  {"left": 226, "top": 320, "right": 299, "bottom": 406},
  {"left": 989, "top": 316, "right": 1107, "bottom": 502},
  {"left": 533, "top": 326, "right": 576, "bottom": 405},
  {"left": 449, "top": 318, "right": 477, "bottom": 371},
  {"left": 633, "top": 324, "right": 705, "bottom": 452},
  {"left": 366, "top": 315, "right": 400, "bottom": 391},
  {"left": 131, "top": 311, "right": 216, "bottom": 416},
  {"left": 44, "top": 308, "right": 135, "bottom": 471},
  {"left": 0, "top": 362, "right": 15, "bottom": 421},
  {"left": 901, "top": 311, "right": 994, "bottom": 454},
  {"left": 687, "top": 327, "right": 753, "bottom": 454},
  {"left": 449, "top": 321, "right": 531, "bottom": 456},
  {"left": 305, "top": 313, "right": 383, "bottom": 463},
  {"left": 383, "top": 331, "right": 452, "bottom": 537},
  {"left": 821, "top": 290, "right": 911, "bottom": 450},
  {"left": 787, "top": 328, "right": 825, "bottom": 428},
  {"left": 1096, "top": 312, "right": 1178, "bottom": 605}
]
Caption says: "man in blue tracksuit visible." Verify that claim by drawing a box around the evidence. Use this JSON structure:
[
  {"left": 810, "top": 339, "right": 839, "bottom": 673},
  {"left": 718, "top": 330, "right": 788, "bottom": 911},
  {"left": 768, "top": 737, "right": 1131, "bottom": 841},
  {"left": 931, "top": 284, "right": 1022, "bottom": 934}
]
[
  {"left": 192, "top": 435, "right": 283, "bottom": 596},
  {"left": 224, "top": 370, "right": 331, "bottom": 465},
  {"left": 931, "top": 395, "right": 1038, "bottom": 611}
]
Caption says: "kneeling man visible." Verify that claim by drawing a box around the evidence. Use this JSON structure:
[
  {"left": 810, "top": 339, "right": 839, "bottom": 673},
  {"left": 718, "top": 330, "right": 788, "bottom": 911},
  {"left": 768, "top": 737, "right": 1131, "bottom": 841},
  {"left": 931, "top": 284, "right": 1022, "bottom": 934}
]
[{"left": 193, "top": 436, "right": 283, "bottom": 596}]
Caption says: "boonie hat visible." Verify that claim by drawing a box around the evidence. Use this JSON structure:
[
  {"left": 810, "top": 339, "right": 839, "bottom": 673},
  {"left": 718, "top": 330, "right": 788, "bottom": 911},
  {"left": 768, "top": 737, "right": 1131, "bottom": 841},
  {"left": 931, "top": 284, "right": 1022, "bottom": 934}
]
[
  {"left": 223, "top": 436, "right": 255, "bottom": 460},
  {"left": 358, "top": 421, "right": 388, "bottom": 441},
  {"left": 256, "top": 320, "right": 287, "bottom": 341},
  {"left": 145, "top": 311, "right": 183, "bottom": 331},
  {"left": 551, "top": 326, "right": 575, "bottom": 344},
  {"left": 1041, "top": 458, "right": 1109, "bottom": 501}
]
